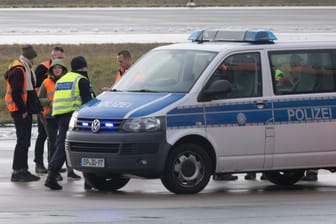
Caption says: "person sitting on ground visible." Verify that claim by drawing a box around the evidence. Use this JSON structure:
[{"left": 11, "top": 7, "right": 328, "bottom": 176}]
[
  {"left": 244, "top": 172, "right": 267, "bottom": 180},
  {"left": 302, "top": 169, "right": 318, "bottom": 181},
  {"left": 213, "top": 173, "right": 238, "bottom": 181}
]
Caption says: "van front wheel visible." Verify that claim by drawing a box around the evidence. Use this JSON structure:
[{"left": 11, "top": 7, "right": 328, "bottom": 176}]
[
  {"left": 83, "top": 173, "right": 130, "bottom": 191},
  {"left": 161, "top": 143, "right": 212, "bottom": 194},
  {"left": 264, "top": 170, "right": 304, "bottom": 186}
]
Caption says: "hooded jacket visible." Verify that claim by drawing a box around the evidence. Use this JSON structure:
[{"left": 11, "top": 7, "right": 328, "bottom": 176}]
[{"left": 38, "top": 59, "right": 67, "bottom": 117}]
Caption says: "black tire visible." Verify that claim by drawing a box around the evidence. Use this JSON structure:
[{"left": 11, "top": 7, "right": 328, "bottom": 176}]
[
  {"left": 160, "top": 143, "right": 213, "bottom": 194},
  {"left": 264, "top": 170, "right": 304, "bottom": 186},
  {"left": 83, "top": 173, "right": 130, "bottom": 191}
]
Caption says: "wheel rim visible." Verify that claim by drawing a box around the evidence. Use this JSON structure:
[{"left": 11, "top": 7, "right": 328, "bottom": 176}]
[{"left": 173, "top": 151, "right": 205, "bottom": 187}]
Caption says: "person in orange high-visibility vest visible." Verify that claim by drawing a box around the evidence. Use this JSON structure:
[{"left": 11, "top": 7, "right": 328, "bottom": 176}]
[
  {"left": 100, "top": 50, "right": 133, "bottom": 92},
  {"left": 114, "top": 50, "right": 133, "bottom": 82},
  {"left": 4, "top": 45, "right": 42, "bottom": 182},
  {"left": 34, "top": 47, "right": 65, "bottom": 174},
  {"left": 38, "top": 59, "right": 67, "bottom": 181}
]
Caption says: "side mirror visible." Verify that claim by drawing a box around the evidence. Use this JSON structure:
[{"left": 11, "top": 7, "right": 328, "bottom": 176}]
[{"left": 198, "top": 79, "right": 232, "bottom": 102}]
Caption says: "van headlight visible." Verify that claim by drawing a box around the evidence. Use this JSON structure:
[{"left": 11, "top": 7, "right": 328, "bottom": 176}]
[
  {"left": 121, "top": 117, "right": 163, "bottom": 132},
  {"left": 69, "top": 111, "right": 78, "bottom": 130}
]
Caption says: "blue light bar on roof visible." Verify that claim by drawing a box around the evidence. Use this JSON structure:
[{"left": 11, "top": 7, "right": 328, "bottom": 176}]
[
  {"left": 244, "top": 30, "right": 277, "bottom": 42},
  {"left": 188, "top": 29, "right": 277, "bottom": 43},
  {"left": 188, "top": 30, "right": 203, "bottom": 41}
]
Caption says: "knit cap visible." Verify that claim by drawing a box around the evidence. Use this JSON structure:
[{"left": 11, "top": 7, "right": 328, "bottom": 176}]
[
  {"left": 71, "top": 56, "right": 87, "bottom": 71},
  {"left": 22, "top": 45, "right": 37, "bottom": 59}
]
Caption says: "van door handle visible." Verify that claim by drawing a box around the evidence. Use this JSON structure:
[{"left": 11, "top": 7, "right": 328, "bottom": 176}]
[{"left": 256, "top": 101, "right": 266, "bottom": 109}]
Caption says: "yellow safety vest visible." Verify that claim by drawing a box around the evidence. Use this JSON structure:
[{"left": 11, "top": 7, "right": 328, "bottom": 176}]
[
  {"left": 52, "top": 72, "right": 87, "bottom": 116},
  {"left": 274, "top": 69, "right": 284, "bottom": 81}
]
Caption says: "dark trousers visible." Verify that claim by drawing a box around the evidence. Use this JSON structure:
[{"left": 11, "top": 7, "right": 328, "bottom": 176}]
[
  {"left": 11, "top": 112, "right": 32, "bottom": 171},
  {"left": 34, "top": 116, "right": 47, "bottom": 165},
  {"left": 48, "top": 112, "right": 73, "bottom": 175},
  {"left": 46, "top": 118, "right": 58, "bottom": 162}
]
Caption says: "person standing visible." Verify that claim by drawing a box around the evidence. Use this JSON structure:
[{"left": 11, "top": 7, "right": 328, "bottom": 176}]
[
  {"left": 38, "top": 59, "right": 67, "bottom": 181},
  {"left": 44, "top": 56, "right": 95, "bottom": 190},
  {"left": 101, "top": 50, "right": 133, "bottom": 91},
  {"left": 34, "top": 47, "right": 65, "bottom": 174},
  {"left": 4, "top": 45, "right": 42, "bottom": 182}
]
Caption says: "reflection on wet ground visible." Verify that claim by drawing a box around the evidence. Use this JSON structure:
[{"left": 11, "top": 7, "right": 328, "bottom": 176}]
[{"left": 0, "top": 126, "right": 37, "bottom": 140}]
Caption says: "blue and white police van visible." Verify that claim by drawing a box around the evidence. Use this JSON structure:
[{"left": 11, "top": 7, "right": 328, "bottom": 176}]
[{"left": 66, "top": 30, "right": 336, "bottom": 194}]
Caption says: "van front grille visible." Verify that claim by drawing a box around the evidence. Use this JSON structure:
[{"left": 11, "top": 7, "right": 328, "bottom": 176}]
[
  {"left": 69, "top": 142, "right": 120, "bottom": 153},
  {"left": 68, "top": 142, "right": 159, "bottom": 155}
]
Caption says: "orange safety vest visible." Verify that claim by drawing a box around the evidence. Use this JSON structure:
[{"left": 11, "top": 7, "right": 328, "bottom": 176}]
[
  {"left": 41, "top": 77, "right": 56, "bottom": 116},
  {"left": 35, "top": 60, "right": 51, "bottom": 94},
  {"left": 41, "top": 60, "right": 51, "bottom": 70},
  {"left": 115, "top": 67, "right": 126, "bottom": 82},
  {"left": 5, "top": 60, "right": 27, "bottom": 112}
]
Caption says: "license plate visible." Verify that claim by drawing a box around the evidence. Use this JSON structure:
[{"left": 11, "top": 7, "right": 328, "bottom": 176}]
[{"left": 81, "top": 158, "right": 105, "bottom": 168}]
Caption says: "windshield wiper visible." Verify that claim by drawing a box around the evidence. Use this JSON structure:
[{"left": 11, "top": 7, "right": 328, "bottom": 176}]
[
  {"left": 128, "top": 89, "right": 158, "bottom": 93},
  {"left": 110, "top": 89, "right": 121, "bottom": 92}
]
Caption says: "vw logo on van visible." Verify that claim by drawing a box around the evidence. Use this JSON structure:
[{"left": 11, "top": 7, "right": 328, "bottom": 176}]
[{"left": 91, "top": 119, "right": 101, "bottom": 133}]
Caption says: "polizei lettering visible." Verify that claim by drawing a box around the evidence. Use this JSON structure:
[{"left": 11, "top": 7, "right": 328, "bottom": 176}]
[{"left": 288, "top": 107, "right": 332, "bottom": 121}]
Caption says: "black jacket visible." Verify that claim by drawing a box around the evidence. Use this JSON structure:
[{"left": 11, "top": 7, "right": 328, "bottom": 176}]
[
  {"left": 5, "top": 66, "right": 42, "bottom": 114},
  {"left": 76, "top": 71, "right": 95, "bottom": 104}
]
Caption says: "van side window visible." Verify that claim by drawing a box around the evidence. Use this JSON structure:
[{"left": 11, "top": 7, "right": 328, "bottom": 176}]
[
  {"left": 205, "top": 52, "right": 262, "bottom": 99},
  {"left": 269, "top": 50, "right": 336, "bottom": 95}
]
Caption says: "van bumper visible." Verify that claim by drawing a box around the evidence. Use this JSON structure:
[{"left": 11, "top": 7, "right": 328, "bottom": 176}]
[{"left": 65, "top": 130, "right": 170, "bottom": 177}]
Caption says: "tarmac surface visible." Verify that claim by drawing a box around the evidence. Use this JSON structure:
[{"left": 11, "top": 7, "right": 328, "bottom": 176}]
[
  {"left": 1, "top": 127, "right": 336, "bottom": 223},
  {"left": 1, "top": 6, "right": 336, "bottom": 223}
]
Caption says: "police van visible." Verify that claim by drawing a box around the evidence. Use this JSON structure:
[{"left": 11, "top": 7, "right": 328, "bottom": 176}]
[{"left": 66, "top": 30, "right": 336, "bottom": 194}]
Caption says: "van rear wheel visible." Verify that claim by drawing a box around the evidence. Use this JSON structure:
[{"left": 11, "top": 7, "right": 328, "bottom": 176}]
[
  {"left": 264, "top": 170, "right": 304, "bottom": 186},
  {"left": 161, "top": 143, "right": 212, "bottom": 194},
  {"left": 83, "top": 173, "right": 130, "bottom": 191}
]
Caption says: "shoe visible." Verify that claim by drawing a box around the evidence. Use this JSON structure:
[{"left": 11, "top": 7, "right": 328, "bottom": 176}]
[
  {"left": 84, "top": 181, "right": 92, "bottom": 190},
  {"left": 59, "top": 168, "right": 66, "bottom": 173},
  {"left": 35, "top": 164, "right": 48, "bottom": 174},
  {"left": 11, "top": 170, "right": 40, "bottom": 182},
  {"left": 67, "top": 171, "right": 81, "bottom": 180},
  {"left": 302, "top": 173, "right": 318, "bottom": 181},
  {"left": 56, "top": 173, "right": 63, "bottom": 181},
  {"left": 244, "top": 173, "right": 256, "bottom": 180},
  {"left": 44, "top": 177, "right": 62, "bottom": 190},
  {"left": 25, "top": 170, "right": 41, "bottom": 181},
  {"left": 260, "top": 173, "right": 267, "bottom": 180},
  {"left": 213, "top": 173, "right": 238, "bottom": 181}
]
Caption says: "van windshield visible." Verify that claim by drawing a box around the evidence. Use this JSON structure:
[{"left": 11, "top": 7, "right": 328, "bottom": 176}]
[{"left": 114, "top": 49, "right": 217, "bottom": 93}]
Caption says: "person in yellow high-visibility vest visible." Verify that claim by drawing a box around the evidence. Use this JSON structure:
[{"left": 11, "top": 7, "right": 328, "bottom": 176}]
[{"left": 44, "top": 56, "right": 95, "bottom": 190}]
